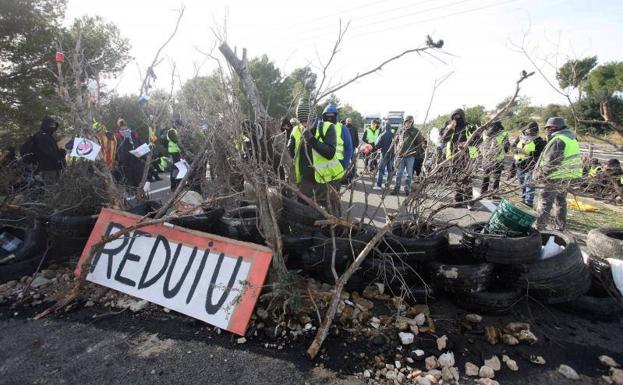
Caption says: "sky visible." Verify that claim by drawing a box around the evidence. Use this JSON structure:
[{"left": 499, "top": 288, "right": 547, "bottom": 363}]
[{"left": 65, "top": 0, "right": 623, "bottom": 122}]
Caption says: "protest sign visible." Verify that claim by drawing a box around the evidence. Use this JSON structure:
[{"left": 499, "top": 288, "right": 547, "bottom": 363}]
[
  {"left": 76, "top": 209, "right": 272, "bottom": 335},
  {"left": 70, "top": 137, "right": 101, "bottom": 161},
  {"left": 129, "top": 143, "right": 151, "bottom": 158}
]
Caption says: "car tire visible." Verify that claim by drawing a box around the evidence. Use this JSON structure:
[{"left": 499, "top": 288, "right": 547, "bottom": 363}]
[
  {"left": 454, "top": 287, "right": 523, "bottom": 315},
  {"left": 219, "top": 206, "right": 263, "bottom": 244},
  {"left": 587, "top": 227, "right": 623, "bottom": 260},
  {"left": 170, "top": 207, "right": 225, "bottom": 234},
  {"left": 461, "top": 222, "right": 541, "bottom": 264},
  {"left": 426, "top": 245, "right": 495, "bottom": 294},
  {"left": 381, "top": 222, "right": 449, "bottom": 264}
]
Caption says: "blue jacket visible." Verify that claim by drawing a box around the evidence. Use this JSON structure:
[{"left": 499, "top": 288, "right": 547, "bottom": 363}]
[
  {"left": 375, "top": 127, "right": 394, "bottom": 156},
  {"left": 340, "top": 123, "right": 353, "bottom": 169}
]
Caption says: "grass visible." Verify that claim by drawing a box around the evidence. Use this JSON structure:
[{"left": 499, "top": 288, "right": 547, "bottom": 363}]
[{"left": 566, "top": 196, "right": 623, "bottom": 233}]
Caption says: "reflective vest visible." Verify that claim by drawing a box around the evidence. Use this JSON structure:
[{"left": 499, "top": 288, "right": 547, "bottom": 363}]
[
  {"left": 514, "top": 139, "right": 536, "bottom": 161},
  {"left": 158, "top": 156, "right": 168, "bottom": 172},
  {"left": 365, "top": 127, "right": 380, "bottom": 144},
  {"left": 445, "top": 128, "right": 478, "bottom": 160},
  {"left": 483, "top": 131, "right": 508, "bottom": 162},
  {"left": 312, "top": 123, "right": 344, "bottom": 183},
  {"left": 330, "top": 122, "right": 344, "bottom": 161},
  {"left": 588, "top": 166, "right": 602, "bottom": 177},
  {"left": 291, "top": 124, "right": 304, "bottom": 184},
  {"left": 167, "top": 128, "right": 180, "bottom": 154},
  {"left": 540, "top": 133, "right": 582, "bottom": 180}
]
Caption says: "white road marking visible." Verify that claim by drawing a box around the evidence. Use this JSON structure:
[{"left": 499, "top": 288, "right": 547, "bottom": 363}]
[{"left": 150, "top": 186, "right": 171, "bottom": 194}]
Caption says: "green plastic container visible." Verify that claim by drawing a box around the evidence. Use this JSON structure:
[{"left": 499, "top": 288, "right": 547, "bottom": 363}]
[{"left": 486, "top": 198, "right": 536, "bottom": 236}]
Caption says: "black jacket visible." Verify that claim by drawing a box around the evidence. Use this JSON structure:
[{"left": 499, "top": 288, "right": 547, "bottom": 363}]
[
  {"left": 346, "top": 123, "right": 359, "bottom": 149},
  {"left": 33, "top": 119, "right": 62, "bottom": 172},
  {"left": 299, "top": 122, "right": 337, "bottom": 182},
  {"left": 513, "top": 136, "right": 546, "bottom": 171}
]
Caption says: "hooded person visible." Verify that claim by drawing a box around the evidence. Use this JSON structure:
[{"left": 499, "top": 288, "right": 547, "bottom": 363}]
[
  {"left": 534, "top": 117, "right": 582, "bottom": 230},
  {"left": 512, "top": 121, "right": 546, "bottom": 207},
  {"left": 115, "top": 118, "right": 145, "bottom": 193},
  {"left": 479, "top": 119, "right": 510, "bottom": 196},
  {"left": 32, "top": 116, "right": 64, "bottom": 184},
  {"left": 288, "top": 96, "right": 342, "bottom": 213},
  {"left": 441, "top": 108, "right": 474, "bottom": 206}
]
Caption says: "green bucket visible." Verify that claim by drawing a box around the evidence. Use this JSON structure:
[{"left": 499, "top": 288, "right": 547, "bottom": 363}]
[{"left": 486, "top": 198, "right": 536, "bottom": 236}]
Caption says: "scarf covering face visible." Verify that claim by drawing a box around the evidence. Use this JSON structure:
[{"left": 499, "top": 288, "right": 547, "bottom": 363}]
[
  {"left": 119, "top": 127, "right": 132, "bottom": 138},
  {"left": 521, "top": 134, "right": 539, "bottom": 142}
]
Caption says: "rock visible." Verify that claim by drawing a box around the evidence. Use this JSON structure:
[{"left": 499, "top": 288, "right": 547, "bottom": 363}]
[
  {"left": 504, "top": 322, "right": 530, "bottom": 334},
  {"left": 603, "top": 375, "right": 614, "bottom": 384},
  {"left": 501, "top": 333, "right": 519, "bottom": 345},
  {"left": 505, "top": 358, "right": 519, "bottom": 371},
  {"left": 386, "top": 364, "right": 395, "bottom": 370},
  {"left": 465, "top": 362, "right": 479, "bottom": 376},
  {"left": 425, "top": 356, "right": 439, "bottom": 370},
  {"left": 410, "top": 324, "right": 419, "bottom": 335},
  {"left": 374, "top": 282, "right": 385, "bottom": 294},
  {"left": 395, "top": 360, "right": 402, "bottom": 369},
  {"left": 415, "top": 378, "right": 431, "bottom": 385},
  {"left": 465, "top": 313, "right": 482, "bottom": 323},
  {"left": 385, "top": 370, "right": 398, "bottom": 380},
  {"left": 372, "top": 334, "right": 387, "bottom": 346},
  {"left": 41, "top": 269, "right": 56, "bottom": 279},
  {"left": 600, "top": 355, "right": 620, "bottom": 368},
  {"left": 436, "top": 335, "right": 448, "bottom": 351},
  {"left": 236, "top": 337, "right": 247, "bottom": 344},
  {"left": 441, "top": 366, "right": 454, "bottom": 382},
  {"left": 484, "top": 326, "right": 499, "bottom": 345},
  {"left": 516, "top": 329, "right": 538, "bottom": 344},
  {"left": 438, "top": 352, "right": 455, "bottom": 368},
  {"left": 530, "top": 355, "right": 546, "bottom": 365},
  {"left": 352, "top": 294, "right": 374, "bottom": 311},
  {"left": 5, "top": 280, "right": 17, "bottom": 288},
  {"left": 484, "top": 356, "right": 501, "bottom": 371},
  {"left": 414, "top": 313, "right": 426, "bottom": 326},
  {"left": 558, "top": 364, "right": 579, "bottom": 380},
  {"left": 479, "top": 366, "right": 495, "bottom": 379},
  {"left": 30, "top": 276, "right": 50, "bottom": 288},
  {"left": 396, "top": 319, "right": 409, "bottom": 331},
  {"left": 363, "top": 370, "right": 371, "bottom": 378},
  {"left": 362, "top": 286, "right": 378, "bottom": 299},
  {"left": 476, "top": 379, "right": 500, "bottom": 385},
  {"left": 413, "top": 349, "right": 425, "bottom": 358},
  {"left": 399, "top": 332, "right": 415, "bottom": 345},
  {"left": 427, "top": 369, "right": 442, "bottom": 380},
  {"left": 611, "top": 368, "right": 623, "bottom": 385}
]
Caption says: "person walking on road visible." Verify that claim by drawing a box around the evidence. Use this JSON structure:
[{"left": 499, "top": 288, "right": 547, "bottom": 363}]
[
  {"left": 391, "top": 115, "right": 424, "bottom": 195},
  {"left": 164, "top": 120, "right": 183, "bottom": 191},
  {"left": 344, "top": 117, "right": 359, "bottom": 182},
  {"left": 362, "top": 119, "right": 381, "bottom": 172},
  {"left": 441, "top": 108, "right": 474, "bottom": 207},
  {"left": 534, "top": 117, "right": 583, "bottom": 231},
  {"left": 373, "top": 121, "right": 394, "bottom": 190},
  {"left": 512, "top": 121, "right": 545, "bottom": 207}
]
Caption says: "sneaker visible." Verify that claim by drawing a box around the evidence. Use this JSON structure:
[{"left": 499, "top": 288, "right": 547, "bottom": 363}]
[{"left": 372, "top": 185, "right": 382, "bottom": 190}]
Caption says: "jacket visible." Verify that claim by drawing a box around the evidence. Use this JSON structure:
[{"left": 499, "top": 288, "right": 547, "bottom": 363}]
[
  {"left": 397, "top": 125, "right": 425, "bottom": 158},
  {"left": 374, "top": 128, "right": 394, "bottom": 156},
  {"left": 296, "top": 122, "right": 338, "bottom": 182},
  {"left": 536, "top": 128, "right": 578, "bottom": 179},
  {"left": 345, "top": 123, "right": 359, "bottom": 149},
  {"left": 513, "top": 135, "right": 546, "bottom": 171},
  {"left": 340, "top": 124, "right": 353, "bottom": 169},
  {"left": 32, "top": 120, "right": 63, "bottom": 172}
]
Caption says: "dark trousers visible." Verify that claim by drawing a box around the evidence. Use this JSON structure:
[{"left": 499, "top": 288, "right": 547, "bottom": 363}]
[
  {"left": 170, "top": 153, "right": 181, "bottom": 191},
  {"left": 481, "top": 162, "right": 504, "bottom": 194}
]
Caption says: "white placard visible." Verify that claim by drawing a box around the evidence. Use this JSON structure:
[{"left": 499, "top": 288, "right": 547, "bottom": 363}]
[
  {"left": 175, "top": 159, "right": 190, "bottom": 179},
  {"left": 129, "top": 143, "right": 151, "bottom": 158},
  {"left": 70, "top": 137, "right": 101, "bottom": 161}
]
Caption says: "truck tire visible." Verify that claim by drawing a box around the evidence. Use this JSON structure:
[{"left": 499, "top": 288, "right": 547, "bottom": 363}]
[
  {"left": 454, "top": 287, "right": 523, "bottom": 315},
  {"left": 461, "top": 222, "right": 541, "bottom": 264},
  {"left": 426, "top": 245, "right": 495, "bottom": 294},
  {"left": 381, "top": 222, "right": 449, "bottom": 264},
  {"left": 219, "top": 206, "right": 263, "bottom": 244},
  {"left": 587, "top": 227, "right": 623, "bottom": 260}
]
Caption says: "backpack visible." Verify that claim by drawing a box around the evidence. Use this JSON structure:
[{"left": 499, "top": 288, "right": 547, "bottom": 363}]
[{"left": 19, "top": 135, "right": 38, "bottom": 165}]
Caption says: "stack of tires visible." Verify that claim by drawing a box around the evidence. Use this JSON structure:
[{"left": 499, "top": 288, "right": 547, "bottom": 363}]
[
  {"left": 566, "top": 227, "right": 623, "bottom": 319},
  {"left": 425, "top": 222, "right": 592, "bottom": 314},
  {"left": 0, "top": 215, "right": 48, "bottom": 283}
]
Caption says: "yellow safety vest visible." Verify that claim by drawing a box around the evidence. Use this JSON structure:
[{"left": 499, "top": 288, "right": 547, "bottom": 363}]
[
  {"left": 445, "top": 128, "right": 478, "bottom": 160},
  {"left": 365, "top": 127, "right": 380, "bottom": 143},
  {"left": 167, "top": 128, "right": 180, "bottom": 154},
  {"left": 291, "top": 124, "right": 304, "bottom": 184},
  {"left": 483, "top": 131, "right": 508, "bottom": 162},
  {"left": 312, "top": 123, "right": 344, "bottom": 183},
  {"left": 540, "top": 133, "right": 582, "bottom": 180},
  {"left": 514, "top": 139, "right": 536, "bottom": 161},
  {"left": 331, "top": 122, "right": 345, "bottom": 161},
  {"left": 588, "top": 166, "right": 602, "bottom": 178}
]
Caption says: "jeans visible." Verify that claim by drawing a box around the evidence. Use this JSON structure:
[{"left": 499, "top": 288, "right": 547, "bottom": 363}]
[
  {"left": 394, "top": 156, "right": 415, "bottom": 192},
  {"left": 517, "top": 169, "right": 535, "bottom": 206},
  {"left": 376, "top": 154, "right": 393, "bottom": 187}
]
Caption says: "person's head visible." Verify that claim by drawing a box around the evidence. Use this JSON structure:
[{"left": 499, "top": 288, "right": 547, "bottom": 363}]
[
  {"left": 322, "top": 103, "right": 338, "bottom": 123},
  {"left": 590, "top": 158, "right": 601, "bottom": 166},
  {"left": 606, "top": 158, "right": 621, "bottom": 170},
  {"left": 289, "top": 117, "right": 300, "bottom": 127},
  {"left": 296, "top": 96, "right": 313, "bottom": 127},
  {"left": 345, "top": 117, "right": 353, "bottom": 126},
  {"left": 450, "top": 109, "right": 465, "bottom": 125},
  {"left": 487, "top": 119, "right": 504, "bottom": 135},
  {"left": 41, "top": 116, "right": 59, "bottom": 134},
  {"left": 544, "top": 117, "right": 566, "bottom": 135},
  {"left": 404, "top": 115, "right": 414, "bottom": 127},
  {"left": 371, "top": 119, "right": 379, "bottom": 130},
  {"left": 116, "top": 117, "right": 127, "bottom": 129},
  {"left": 522, "top": 121, "right": 539, "bottom": 136},
  {"left": 280, "top": 117, "right": 293, "bottom": 132}
]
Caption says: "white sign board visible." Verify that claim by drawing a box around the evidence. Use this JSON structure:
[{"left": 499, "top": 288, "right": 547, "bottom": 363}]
[
  {"left": 76, "top": 209, "right": 272, "bottom": 335},
  {"left": 70, "top": 137, "right": 101, "bottom": 161}
]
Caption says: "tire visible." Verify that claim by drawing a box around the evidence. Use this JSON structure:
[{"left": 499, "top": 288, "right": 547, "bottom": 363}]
[
  {"left": 360, "top": 254, "right": 423, "bottom": 287},
  {"left": 381, "top": 222, "right": 449, "bottom": 264},
  {"left": 170, "top": 208, "right": 225, "bottom": 234},
  {"left": 279, "top": 197, "right": 324, "bottom": 228},
  {"left": 219, "top": 206, "right": 263, "bottom": 244},
  {"left": 588, "top": 255, "right": 615, "bottom": 293},
  {"left": 505, "top": 231, "right": 590, "bottom": 304},
  {"left": 46, "top": 212, "right": 99, "bottom": 258},
  {"left": 309, "top": 225, "right": 377, "bottom": 274},
  {"left": 126, "top": 200, "right": 162, "bottom": 217},
  {"left": 426, "top": 245, "right": 495, "bottom": 294},
  {"left": 0, "top": 253, "right": 47, "bottom": 284},
  {"left": 282, "top": 234, "right": 315, "bottom": 262},
  {"left": 454, "top": 287, "right": 523, "bottom": 315},
  {"left": 461, "top": 222, "right": 541, "bottom": 264},
  {"left": 0, "top": 219, "right": 46, "bottom": 265},
  {"left": 587, "top": 227, "right": 623, "bottom": 260}
]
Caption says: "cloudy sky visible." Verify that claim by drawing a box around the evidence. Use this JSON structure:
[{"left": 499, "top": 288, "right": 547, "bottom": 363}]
[{"left": 65, "top": 0, "right": 623, "bottom": 121}]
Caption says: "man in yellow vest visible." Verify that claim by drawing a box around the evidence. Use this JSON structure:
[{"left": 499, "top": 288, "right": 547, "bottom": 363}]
[
  {"left": 362, "top": 119, "right": 381, "bottom": 172},
  {"left": 479, "top": 120, "right": 510, "bottom": 196},
  {"left": 165, "top": 120, "right": 183, "bottom": 191},
  {"left": 512, "top": 121, "right": 546, "bottom": 207},
  {"left": 441, "top": 108, "right": 475, "bottom": 207},
  {"left": 534, "top": 117, "right": 583, "bottom": 230},
  {"left": 288, "top": 97, "right": 343, "bottom": 214}
]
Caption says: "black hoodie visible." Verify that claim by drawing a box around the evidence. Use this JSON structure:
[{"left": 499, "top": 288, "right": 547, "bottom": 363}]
[{"left": 33, "top": 116, "right": 63, "bottom": 171}]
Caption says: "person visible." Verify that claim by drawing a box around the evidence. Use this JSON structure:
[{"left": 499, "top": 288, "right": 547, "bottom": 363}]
[
  {"left": 373, "top": 121, "right": 394, "bottom": 190},
  {"left": 344, "top": 117, "right": 359, "bottom": 181},
  {"left": 31, "top": 116, "right": 64, "bottom": 184},
  {"left": 115, "top": 118, "right": 145, "bottom": 193},
  {"left": 441, "top": 109, "right": 473, "bottom": 207},
  {"left": 164, "top": 120, "right": 183, "bottom": 191},
  {"left": 534, "top": 117, "right": 583, "bottom": 231},
  {"left": 392, "top": 115, "right": 425, "bottom": 195},
  {"left": 479, "top": 120, "right": 510, "bottom": 196},
  {"left": 512, "top": 121, "right": 546, "bottom": 207},
  {"left": 93, "top": 119, "right": 118, "bottom": 170},
  {"left": 280, "top": 117, "right": 293, "bottom": 139},
  {"left": 320, "top": 105, "right": 352, "bottom": 176},
  {"left": 362, "top": 119, "right": 381, "bottom": 172},
  {"left": 288, "top": 97, "right": 343, "bottom": 213},
  {"left": 597, "top": 158, "right": 623, "bottom": 199}
]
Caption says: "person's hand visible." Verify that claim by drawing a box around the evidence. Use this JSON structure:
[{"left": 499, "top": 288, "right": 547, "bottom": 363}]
[{"left": 303, "top": 129, "right": 314, "bottom": 142}]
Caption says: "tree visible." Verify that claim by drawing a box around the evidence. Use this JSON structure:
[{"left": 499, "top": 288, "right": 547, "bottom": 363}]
[
  {"left": 585, "top": 62, "right": 623, "bottom": 99},
  {"left": 245, "top": 55, "right": 291, "bottom": 119},
  {"left": 465, "top": 105, "right": 486, "bottom": 126},
  {"left": 0, "top": 0, "right": 67, "bottom": 144},
  {"left": 556, "top": 56, "right": 597, "bottom": 99}
]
